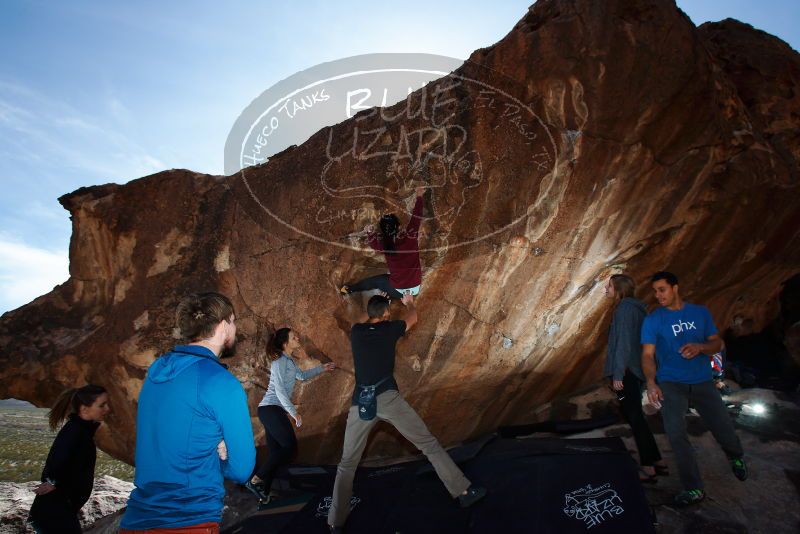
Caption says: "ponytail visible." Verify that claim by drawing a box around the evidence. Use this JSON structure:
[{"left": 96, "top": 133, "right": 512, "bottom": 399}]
[
  {"left": 267, "top": 328, "right": 292, "bottom": 362},
  {"left": 47, "top": 384, "right": 107, "bottom": 431},
  {"left": 48, "top": 389, "right": 77, "bottom": 431}
]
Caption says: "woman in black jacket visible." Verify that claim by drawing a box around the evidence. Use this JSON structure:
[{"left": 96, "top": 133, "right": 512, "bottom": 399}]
[
  {"left": 28, "top": 384, "right": 110, "bottom": 533},
  {"left": 603, "top": 274, "right": 667, "bottom": 482}
]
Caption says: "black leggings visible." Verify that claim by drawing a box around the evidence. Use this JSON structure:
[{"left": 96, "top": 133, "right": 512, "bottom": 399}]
[
  {"left": 29, "top": 494, "right": 81, "bottom": 534},
  {"left": 619, "top": 372, "right": 662, "bottom": 467},
  {"left": 346, "top": 274, "right": 404, "bottom": 299},
  {"left": 255, "top": 405, "right": 297, "bottom": 490}
]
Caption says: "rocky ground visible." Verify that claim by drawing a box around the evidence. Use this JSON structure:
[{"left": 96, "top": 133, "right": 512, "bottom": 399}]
[
  {"left": 555, "top": 384, "right": 800, "bottom": 533},
  {"left": 3, "top": 385, "right": 797, "bottom": 533},
  {"left": 0, "top": 475, "right": 132, "bottom": 534},
  {"left": 0, "top": 402, "right": 135, "bottom": 534}
]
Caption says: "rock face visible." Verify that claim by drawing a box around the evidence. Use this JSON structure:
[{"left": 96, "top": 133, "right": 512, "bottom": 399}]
[{"left": 1, "top": 0, "right": 799, "bottom": 466}]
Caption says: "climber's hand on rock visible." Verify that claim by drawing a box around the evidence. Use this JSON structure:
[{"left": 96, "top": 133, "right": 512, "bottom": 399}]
[
  {"left": 401, "top": 293, "right": 414, "bottom": 306},
  {"left": 323, "top": 362, "right": 336, "bottom": 372}
]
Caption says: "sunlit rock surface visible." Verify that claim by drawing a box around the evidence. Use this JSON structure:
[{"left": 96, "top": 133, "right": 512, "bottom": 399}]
[{"left": 1, "top": 0, "right": 798, "bottom": 466}]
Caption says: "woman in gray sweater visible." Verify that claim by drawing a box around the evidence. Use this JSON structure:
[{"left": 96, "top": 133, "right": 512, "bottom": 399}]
[
  {"left": 604, "top": 274, "right": 666, "bottom": 482},
  {"left": 246, "top": 328, "right": 335, "bottom": 502}
]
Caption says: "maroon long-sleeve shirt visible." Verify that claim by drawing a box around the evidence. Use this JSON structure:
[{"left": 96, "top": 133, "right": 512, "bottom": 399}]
[{"left": 367, "top": 195, "right": 424, "bottom": 289}]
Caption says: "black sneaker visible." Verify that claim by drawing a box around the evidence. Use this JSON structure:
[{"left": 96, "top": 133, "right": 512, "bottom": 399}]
[
  {"left": 731, "top": 458, "right": 748, "bottom": 481},
  {"left": 674, "top": 489, "right": 705, "bottom": 506},
  {"left": 458, "top": 485, "right": 487, "bottom": 508},
  {"left": 244, "top": 480, "right": 269, "bottom": 501}
]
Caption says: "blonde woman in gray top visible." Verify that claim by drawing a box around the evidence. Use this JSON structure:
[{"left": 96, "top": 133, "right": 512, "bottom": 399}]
[{"left": 245, "top": 328, "right": 335, "bottom": 503}]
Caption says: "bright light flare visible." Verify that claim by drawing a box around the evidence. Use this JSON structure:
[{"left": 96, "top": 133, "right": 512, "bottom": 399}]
[{"left": 742, "top": 402, "right": 767, "bottom": 416}]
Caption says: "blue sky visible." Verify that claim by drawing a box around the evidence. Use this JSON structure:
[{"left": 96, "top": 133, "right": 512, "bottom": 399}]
[{"left": 1, "top": 0, "right": 798, "bottom": 314}]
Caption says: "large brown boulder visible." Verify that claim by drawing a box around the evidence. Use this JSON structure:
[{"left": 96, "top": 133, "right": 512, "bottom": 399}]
[{"left": 1, "top": 0, "right": 799, "bottom": 465}]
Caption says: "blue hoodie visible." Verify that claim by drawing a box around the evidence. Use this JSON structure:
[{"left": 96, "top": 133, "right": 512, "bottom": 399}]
[{"left": 121, "top": 345, "right": 255, "bottom": 529}]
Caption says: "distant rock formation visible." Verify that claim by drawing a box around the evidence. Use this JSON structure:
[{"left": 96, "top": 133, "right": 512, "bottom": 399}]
[{"left": 1, "top": 0, "right": 798, "bottom": 466}]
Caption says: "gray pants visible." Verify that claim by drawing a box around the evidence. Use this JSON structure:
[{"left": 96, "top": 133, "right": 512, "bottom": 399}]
[
  {"left": 660, "top": 380, "right": 744, "bottom": 490},
  {"left": 328, "top": 390, "right": 471, "bottom": 528}
]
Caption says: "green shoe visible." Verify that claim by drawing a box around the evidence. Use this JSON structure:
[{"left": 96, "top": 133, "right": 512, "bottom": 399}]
[
  {"left": 674, "top": 489, "right": 705, "bottom": 506},
  {"left": 731, "top": 457, "right": 748, "bottom": 481}
]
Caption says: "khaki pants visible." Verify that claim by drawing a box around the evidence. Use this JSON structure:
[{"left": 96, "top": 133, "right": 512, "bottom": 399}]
[{"left": 328, "top": 390, "right": 471, "bottom": 527}]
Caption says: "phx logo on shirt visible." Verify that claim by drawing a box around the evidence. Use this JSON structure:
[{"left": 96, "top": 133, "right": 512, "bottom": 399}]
[{"left": 670, "top": 320, "right": 697, "bottom": 337}]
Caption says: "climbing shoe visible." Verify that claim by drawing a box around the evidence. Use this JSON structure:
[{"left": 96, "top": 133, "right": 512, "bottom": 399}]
[
  {"left": 674, "top": 489, "right": 705, "bottom": 506},
  {"left": 458, "top": 485, "right": 487, "bottom": 508},
  {"left": 731, "top": 458, "right": 748, "bottom": 481}
]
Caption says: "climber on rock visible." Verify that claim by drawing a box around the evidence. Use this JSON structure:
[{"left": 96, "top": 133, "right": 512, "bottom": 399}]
[{"left": 339, "top": 186, "right": 426, "bottom": 300}]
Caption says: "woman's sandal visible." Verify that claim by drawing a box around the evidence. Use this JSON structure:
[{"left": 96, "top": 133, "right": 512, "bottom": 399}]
[
  {"left": 654, "top": 464, "right": 670, "bottom": 476},
  {"left": 638, "top": 468, "right": 658, "bottom": 484}
]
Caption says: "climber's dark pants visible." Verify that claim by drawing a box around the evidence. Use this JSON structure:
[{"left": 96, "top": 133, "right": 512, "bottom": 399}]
[{"left": 346, "top": 274, "right": 404, "bottom": 299}]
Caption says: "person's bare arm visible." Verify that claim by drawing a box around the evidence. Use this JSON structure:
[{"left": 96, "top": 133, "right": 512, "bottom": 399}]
[
  {"left": 401, "top": 293, "right": 418, "bottom": 331},
  {"left": 679, "top": 334, "right": 722, "bottom": 359},
  {"left": 642, "top": 343, "right": 662, "bottom": 405}
]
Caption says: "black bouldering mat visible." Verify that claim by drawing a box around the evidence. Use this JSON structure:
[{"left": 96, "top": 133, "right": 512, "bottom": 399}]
[
  {"left": 225, "top": 436, "right": 655, "bottom": 534},
  {"left": 498, "top": 414, "right": 621, "bottom": 438}
]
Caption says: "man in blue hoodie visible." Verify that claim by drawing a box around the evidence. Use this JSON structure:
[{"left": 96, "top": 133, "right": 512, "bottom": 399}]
[{"left": 121, "top": 292, "right": 255, "bottom": 532}]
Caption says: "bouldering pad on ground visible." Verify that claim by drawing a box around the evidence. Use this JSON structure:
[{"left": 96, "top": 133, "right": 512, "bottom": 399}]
[{"left": 225, "top": 436, "right": 655, "bottom": 534}]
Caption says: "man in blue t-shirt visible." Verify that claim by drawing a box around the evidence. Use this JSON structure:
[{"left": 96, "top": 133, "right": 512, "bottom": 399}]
[{"left": 641, "top": 272, "right": 747, "bottom": 506}]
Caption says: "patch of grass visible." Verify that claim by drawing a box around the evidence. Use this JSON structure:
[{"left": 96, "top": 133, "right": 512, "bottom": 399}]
[{"left": 0, "top": 406, "right": 133, "bottom": 482}]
